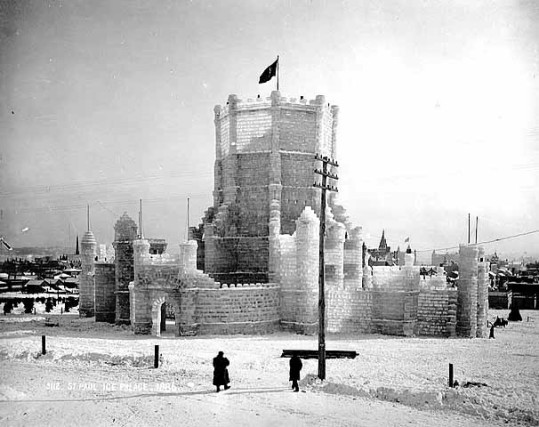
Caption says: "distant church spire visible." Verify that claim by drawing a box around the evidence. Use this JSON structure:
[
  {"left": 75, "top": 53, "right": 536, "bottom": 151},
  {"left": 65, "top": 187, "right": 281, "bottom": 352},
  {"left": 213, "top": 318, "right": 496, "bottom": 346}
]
[
  {"left": 379, "top": 230, "right": 388, "bottom": 251},
  {"left": 75, "top": 235, "right": 80, "bottom": 255}
]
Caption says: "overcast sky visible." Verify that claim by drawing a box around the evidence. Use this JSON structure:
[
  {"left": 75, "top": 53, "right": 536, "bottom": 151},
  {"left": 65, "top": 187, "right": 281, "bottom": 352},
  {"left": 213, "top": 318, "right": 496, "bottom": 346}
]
[{"left": 1, "top": 0, "right": 538, "bottom": 259}]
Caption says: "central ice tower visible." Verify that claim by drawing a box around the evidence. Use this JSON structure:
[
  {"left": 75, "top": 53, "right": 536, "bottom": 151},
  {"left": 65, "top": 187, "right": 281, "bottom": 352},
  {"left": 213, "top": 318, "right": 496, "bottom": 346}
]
[{"left": 197, "top": 91, "right": 339, "bottom": 284}]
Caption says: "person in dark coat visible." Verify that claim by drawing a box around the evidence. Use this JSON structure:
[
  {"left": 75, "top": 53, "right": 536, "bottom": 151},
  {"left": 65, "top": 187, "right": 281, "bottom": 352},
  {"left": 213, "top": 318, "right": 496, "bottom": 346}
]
[
  {"left": 289, "top": 353, "right": 302, "bottom": 392},
  {"left": 213, "top": 351, "right": 230, "bottom": 392},
  {"left": 489, "top": 323, "right": 496, "bottom": 339},
  {"left": 508, "top": 304, "right": 522, "bottom": 322}
]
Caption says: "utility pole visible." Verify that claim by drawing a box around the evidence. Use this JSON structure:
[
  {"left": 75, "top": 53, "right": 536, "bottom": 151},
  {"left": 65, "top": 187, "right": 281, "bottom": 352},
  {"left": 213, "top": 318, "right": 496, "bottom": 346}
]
[
  {"left": 467, "top": 213, "right": 471, "bottom": 245},
  {"left": 139, "top": 199, "right": 144, "bottom": 239},
  {"left": 313, "top": 153, "right": 338, "bottom": 381},
  {"left": 187, "top": 197, "right": 190, "bottom": 241},
  {"left": 475, "top": 216, "right": 479, "bottom": 244}
]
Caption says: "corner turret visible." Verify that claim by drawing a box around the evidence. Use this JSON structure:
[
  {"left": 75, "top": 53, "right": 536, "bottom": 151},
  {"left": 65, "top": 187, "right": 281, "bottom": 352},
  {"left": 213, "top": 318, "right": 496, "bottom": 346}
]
[
  {"left": 113, "top": 212, "right": 138, "bottom": 324},
  {"left": 80, "top": 230, "right": 97, "bottom": 317}
]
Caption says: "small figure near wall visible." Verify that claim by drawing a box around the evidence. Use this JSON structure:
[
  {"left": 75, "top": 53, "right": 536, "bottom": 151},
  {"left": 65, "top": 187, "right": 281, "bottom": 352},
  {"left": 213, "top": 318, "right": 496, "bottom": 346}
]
[
  {"left": 289, "top": 353, "right": 303, "bottom": 392},
  {"left": 213, "top": 351, "right": 231, "bottom": 392},
  {"left": 489, "top": 323, "right": 496, "bottom": 339},
  {"left": 508, "top": 304, "right": 522, "bottom": 322}
]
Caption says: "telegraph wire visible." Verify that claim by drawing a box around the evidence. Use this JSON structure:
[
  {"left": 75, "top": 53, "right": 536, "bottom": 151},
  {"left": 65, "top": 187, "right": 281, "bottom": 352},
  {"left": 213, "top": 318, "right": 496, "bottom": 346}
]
[
  {"left": 3, "top": 159, "right": 537, "bottom": 197},
  {"left": 96, "top": 200, "right": 121, "bottom": 218},
  {"left": 473, "top": 229, "right": 539, "bottom": 246},
  {"left": 415, "top": 229, "right": 539, "bottom": 253},
  {"left": 0, "top": 170, "right": 213, "bottom": 197},
  {"left": 11, "top": 192, "right": 211, "bottom": 214}
]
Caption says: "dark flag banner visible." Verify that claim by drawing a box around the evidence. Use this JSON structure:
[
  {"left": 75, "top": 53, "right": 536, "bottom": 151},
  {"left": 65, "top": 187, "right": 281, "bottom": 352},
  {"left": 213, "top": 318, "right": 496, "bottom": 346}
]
[{"left": 259, "top": 58, "right": 278, "bottom": 84}]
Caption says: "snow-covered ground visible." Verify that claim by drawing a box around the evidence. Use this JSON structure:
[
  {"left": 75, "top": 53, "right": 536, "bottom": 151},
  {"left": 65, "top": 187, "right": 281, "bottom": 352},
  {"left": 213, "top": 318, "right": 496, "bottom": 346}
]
[{"left": 0, "top": 309, "right": 537, "bottom": 426}]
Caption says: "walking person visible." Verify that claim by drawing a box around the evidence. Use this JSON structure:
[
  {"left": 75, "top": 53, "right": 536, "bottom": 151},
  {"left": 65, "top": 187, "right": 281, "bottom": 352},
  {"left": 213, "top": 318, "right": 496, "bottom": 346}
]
[
  {"left": 289, "top": 353, "right": 302, "bottom": 392},
  {"left": 489, "top": 323, "right": 496, "bottom": 339},
  {"left": 213, "top": 351, "right": 231, "bottom": 392}
]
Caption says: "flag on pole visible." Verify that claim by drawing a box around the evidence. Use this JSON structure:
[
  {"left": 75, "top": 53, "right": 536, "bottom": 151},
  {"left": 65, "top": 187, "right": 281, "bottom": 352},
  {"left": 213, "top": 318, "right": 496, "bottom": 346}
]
[
  {"left": 259, "top": 57, "right": 278, "bottom": 84},
  {"left": 404, "top": 237, "right": 410, "bottom": 243}
]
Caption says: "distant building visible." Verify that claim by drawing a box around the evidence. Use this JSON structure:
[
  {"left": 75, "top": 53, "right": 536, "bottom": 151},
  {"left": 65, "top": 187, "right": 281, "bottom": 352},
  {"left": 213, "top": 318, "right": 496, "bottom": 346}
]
[
  {"left": 394, "top": 245, "right": 418, "bottom": 266},
  {"left": 105, "top": 244, "right": 114, "bottom": 261},
  {"left": 148, "top": 239, "right": 167, "bottom": 255},
  {"left": 368, "top": 230, "right": 394, "bottom": 266},
  {"left": 431, "top": 250, "right": 459, "bottom": 267},
  {"left": 98, "top": 244, "right": 107, "bottom": 261},
  {"left": 508, "top": 260, "right": 524, "bottom": 275}
]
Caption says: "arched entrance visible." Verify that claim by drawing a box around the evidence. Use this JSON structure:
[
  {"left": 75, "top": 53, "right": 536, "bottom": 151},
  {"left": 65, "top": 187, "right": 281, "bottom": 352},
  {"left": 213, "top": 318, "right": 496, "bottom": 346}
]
[{"left": 151, "top": 296, "right": 179, "bottom": 337}]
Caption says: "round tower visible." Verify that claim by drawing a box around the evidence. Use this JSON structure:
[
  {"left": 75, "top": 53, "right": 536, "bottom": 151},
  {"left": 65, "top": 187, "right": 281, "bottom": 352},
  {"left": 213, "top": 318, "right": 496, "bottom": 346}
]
[
  {"left": 457, "top": 244, "right": 479, "bottom": 337},
  {"left": 268, "top": 199, "right": 281, "bottom": 283},
  {"left": 296, "top": 207, "right": 319, "bottom": 293},
  {"left": 131, "top": 238, "right": 151, "bottom": 334},
  {"left": 344, "top": 226, "right": 363, "bottom": 289},
  {"left": 362, "top": 250, "right": 373, "bottom": 289},
  {"left": 113, "top": 213, "right": 138, "bottom": 325},
  {"left": 294, "top": 207, "right": 320, "bottom": 332},
  {"left": 476, "top": 246, "right": 488, "bottom": 338},
  {"left": 80, "top": 230, "right": 97, "bottom": 317},
  {"left": 179, "top": 240, "right": 198, "bottom": 274},
  {"left": 325, "top": 220, "right": 346, "bottom": 288}
]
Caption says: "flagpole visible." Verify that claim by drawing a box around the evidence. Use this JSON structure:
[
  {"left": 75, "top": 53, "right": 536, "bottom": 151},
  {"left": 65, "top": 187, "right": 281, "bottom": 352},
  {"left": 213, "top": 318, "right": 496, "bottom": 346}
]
[{"left": 276, "top": 55, "right": 280, "bottom": 92}]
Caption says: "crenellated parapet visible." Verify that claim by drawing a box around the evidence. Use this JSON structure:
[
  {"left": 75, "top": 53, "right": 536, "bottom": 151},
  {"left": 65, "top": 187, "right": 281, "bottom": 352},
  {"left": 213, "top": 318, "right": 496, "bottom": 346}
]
[
  {"left": 214, "top": 92, "right": 336, "bottom": 127},
  {"left": 218, "top": 282, "right": 279, "bottom": 289}
]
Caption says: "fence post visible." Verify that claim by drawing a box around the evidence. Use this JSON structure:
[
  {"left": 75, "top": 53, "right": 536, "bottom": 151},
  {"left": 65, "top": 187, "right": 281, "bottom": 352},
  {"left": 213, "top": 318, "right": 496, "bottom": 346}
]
[
  {"left": 42, "top": 335, "right": 46, "bottom": 355},
  {"left": 154, "top": 345, "right": 159, "bottom": 368},
  {"left": 449, "top": 363, "right": 454, "bottom": 387}
]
